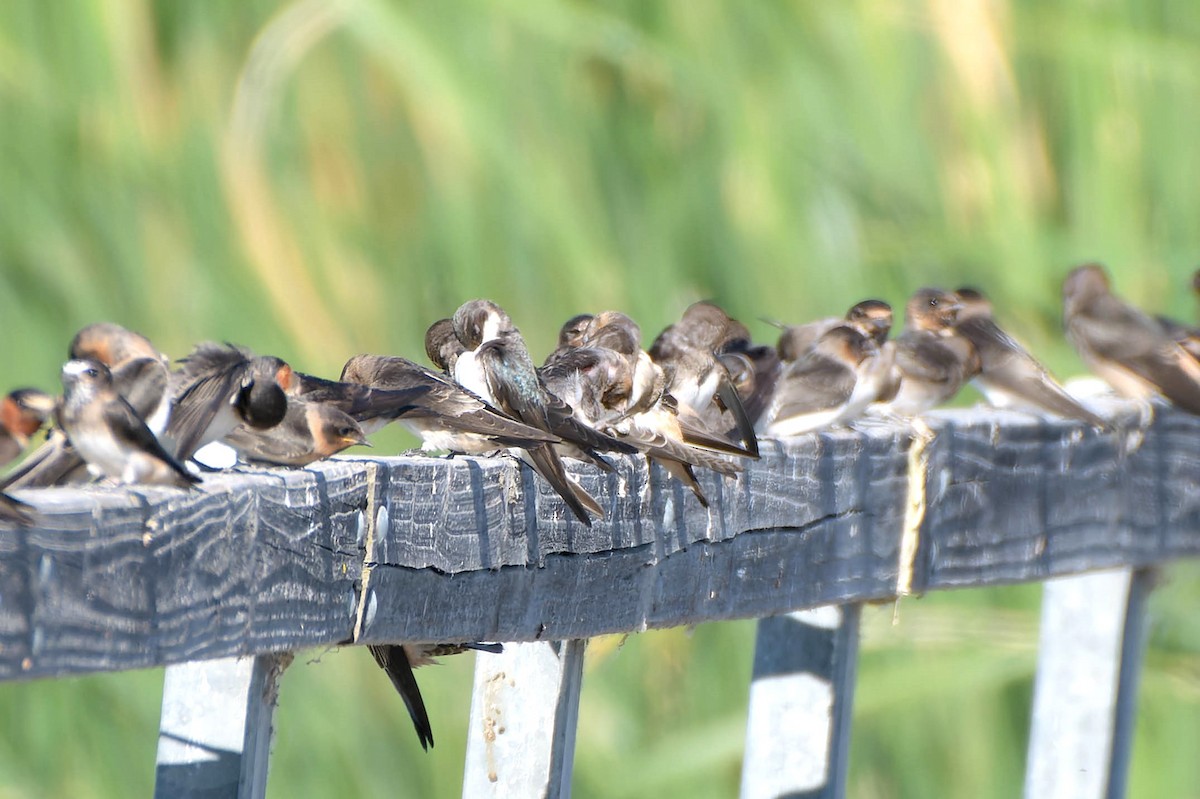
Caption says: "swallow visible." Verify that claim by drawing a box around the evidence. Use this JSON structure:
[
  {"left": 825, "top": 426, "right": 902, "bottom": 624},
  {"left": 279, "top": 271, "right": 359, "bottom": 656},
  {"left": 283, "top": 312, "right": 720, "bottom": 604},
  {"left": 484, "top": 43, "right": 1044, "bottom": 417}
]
[
  {"left": 1064, "top": 264, "right": 1200, "bottom": 414},
  {"left": 953, "top": 287, "right": 1106, "bottom": 427},
  {"left": 5, "top": 323, "right": 174, "bottom": 491},
  {"left": 648, "top": 302, "right": 759, "bottom": 457},
  {"left": 222, "top": 397, "right": 369, "bottom": 467},
  {"left": 165, "top": 343, "right": 289, "bottom": 462},
  {"left": 0, "top": 388, "right": 56, "bottom": 467},
  {"left": 541, "top": 344, "right": 741, "bottom": 507},
  {"left": 758, "top": 325, "right": 881, "bottom": 437},
  {"left": 451, "top": 299, "right": 633, "bottom": 525},
  {"left": 773, "top": 299, "right": 894, "bottom": 362},
  {"left": 56, "top": 359, "right": 198, "bottom": 487},
  {"left": 424, "top": 318, "right": 464, "bottom": 375},
  {"left": 875, "top": 288, "right": 980, "bottom": 416},
  {"left": 543, "top": 313, "right": 596, "bottom": 366},
  {"left": 340, "top": 353, "right": 561, "bottom": 454},
  {"left": 369, "top": 642, "right": 503, "bottom": 751}
]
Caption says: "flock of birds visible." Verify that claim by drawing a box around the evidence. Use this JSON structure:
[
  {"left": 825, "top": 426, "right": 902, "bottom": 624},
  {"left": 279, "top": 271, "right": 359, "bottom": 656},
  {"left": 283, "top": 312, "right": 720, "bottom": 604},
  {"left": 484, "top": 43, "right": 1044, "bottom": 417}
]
[{"left": 3, "top": 261, "right": 1199, "bottom": 749}]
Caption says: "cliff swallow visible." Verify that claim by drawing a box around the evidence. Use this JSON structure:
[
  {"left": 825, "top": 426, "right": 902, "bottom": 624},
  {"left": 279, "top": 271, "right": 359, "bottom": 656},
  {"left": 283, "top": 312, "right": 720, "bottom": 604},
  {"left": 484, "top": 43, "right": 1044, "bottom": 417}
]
[
  {"left": 0, "top": 388, "right": 56, "bottom": 467},
  {"left": 758, "top": 325, "right": 879, "bottom": 437},
  {"left": 165, "top": 343, "right": 289, "bottom": 462},
  {"left": 1063, "top": 264, "right": 1200, "bottom": 414},
  {"left": 56, "top": 360, "right": 198, "bottom": 487},
  {"left": 451, "top": 299, "right": 631, "bottom": 525},
  {"left": 649, "top": 302, "right": 759, "bottom": 457},
  {"left": 369, "top": 642, "right": 503, "bottom": 751},
  {"left": 876, "top": 288, "right": 980, "bottom": 416},
  {"left": 953, "top": 287, "right": 1106, "bottom": 427},
  {"left": 222, "top": 398, "right": 369, "bottom": 467},
  {"left": 340, "top": 354, "right": 560, "bottom": 454}
]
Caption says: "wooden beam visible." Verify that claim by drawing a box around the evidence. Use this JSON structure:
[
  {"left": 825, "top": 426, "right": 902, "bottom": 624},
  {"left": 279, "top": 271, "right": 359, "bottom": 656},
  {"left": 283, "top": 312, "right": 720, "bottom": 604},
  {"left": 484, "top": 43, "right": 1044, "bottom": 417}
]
[
  {"left": 1, "top": 402, "right": 1197, "bottom": 681},
  {"left": 740, "top": 605, "right": 861, "bottom": 799},
  {"left": 154, "top": 652, "right": 292, "bottom": 799},
  {"left": 462, "top": 640, "right": 585, "bottom": 798}
]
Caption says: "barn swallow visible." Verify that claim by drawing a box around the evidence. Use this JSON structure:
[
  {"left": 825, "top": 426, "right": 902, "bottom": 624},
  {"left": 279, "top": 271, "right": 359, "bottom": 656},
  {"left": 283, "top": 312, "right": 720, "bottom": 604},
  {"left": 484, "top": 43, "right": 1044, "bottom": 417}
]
[
  {"left": 56, "top": 360, "right": 198, "bottom": 487},
  {"left": 165, "top": 343, "right": 289, "bottom": 462},
  {"left": 223, "top": 397, "right": 369, "bottom": 466},
  {"left": 263, "top": 359, "right": 429, "bottom": 437},
  {"left": 648, "top": 302, "right": 759, "bottom": 457},
  {"left": 369, "top": 642, "right": 503, "bottom": 751},
  {"left": 0, "top": 388, "right": 56, "bottom": 467},
  {"left": 758, "top": 325, "right": 879, "bottom": 437},
  {"left": 953, "top": 287, "right": 1106, "bottom": 427},
  {"left": 875, "top": 288, "right": 980, "bottom": 416},
  {"left": 340, "top": 354, "right": 560, "bottom": 454},
  {"left": 1063, "top": 263, "right": 1200, "bottom": 415},
  {"left": 451, "top": 299, "right": 633, "bottom": 525}
]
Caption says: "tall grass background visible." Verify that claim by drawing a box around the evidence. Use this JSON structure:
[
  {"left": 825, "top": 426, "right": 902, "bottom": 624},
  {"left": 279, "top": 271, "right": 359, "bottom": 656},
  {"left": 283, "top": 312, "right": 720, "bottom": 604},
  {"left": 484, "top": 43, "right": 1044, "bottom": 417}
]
[{"left": 1, "top": 1, "right": 1198, "bottom": 796}]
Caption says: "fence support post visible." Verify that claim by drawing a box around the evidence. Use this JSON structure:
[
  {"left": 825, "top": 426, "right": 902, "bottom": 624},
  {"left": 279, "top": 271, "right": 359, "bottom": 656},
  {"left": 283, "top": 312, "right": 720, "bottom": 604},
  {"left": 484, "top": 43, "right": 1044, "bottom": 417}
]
[
  {"left": 1024, "top": 567, "right": 1155, "bottom": 799},
  {"left": 740, "top": 604, "right": 862, "bottom": 799},
  {"left": 462, "top": 639, "right": 586, "bottom": 799},
  {"left": 154, "top": 653, "right": 292, "bottom": 799}
]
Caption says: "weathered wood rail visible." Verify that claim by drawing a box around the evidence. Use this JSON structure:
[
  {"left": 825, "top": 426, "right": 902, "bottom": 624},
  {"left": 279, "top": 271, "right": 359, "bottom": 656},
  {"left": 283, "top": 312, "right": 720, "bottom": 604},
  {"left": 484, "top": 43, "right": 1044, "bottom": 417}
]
[{"left": 0, "top": 399, "right": 1195, "bottom": 797}]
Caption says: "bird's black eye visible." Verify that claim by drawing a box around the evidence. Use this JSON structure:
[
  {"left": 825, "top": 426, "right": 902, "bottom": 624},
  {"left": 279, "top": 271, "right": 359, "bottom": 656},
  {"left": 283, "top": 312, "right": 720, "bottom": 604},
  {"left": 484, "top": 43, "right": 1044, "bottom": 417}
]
[
  {"left": 340, "top": 426, "right": 357, "bottom": 438},
  {"left": 928, "top": 297, "right": 940, "bottom": 308}
]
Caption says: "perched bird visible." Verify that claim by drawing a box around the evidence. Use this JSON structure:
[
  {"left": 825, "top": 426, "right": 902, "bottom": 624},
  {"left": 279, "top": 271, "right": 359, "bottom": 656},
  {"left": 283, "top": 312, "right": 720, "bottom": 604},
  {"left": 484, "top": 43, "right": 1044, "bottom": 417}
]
[
  {"left": 773, "top": 299, "right": 894, "bottom": 363},
  {"left": 0, "top": 388, "right": 56, "bottom": 466},
  {"left": 369, "top": 642, "right": 503, "bottom": 752},
  {"left": 953, "top": 287, "right": 1106, "bottom": 427},
  {"left": 56, "top": 359, "right": 198, "bottom": 487},
  {"left": 649, "top": 302, "right": 759, "bottom": 457},
  {"left": 876, "top": 288, "right": 979, "bottom": 416},
  {"left": 1063, "top": 264, "right": 1200, "bottom": 415},
  {"left": 340, "top": 353, "right": 561, "bottom": 454},
  {"left": 543, "top": 313, "right": 595, "bottom": 365},
  {"left": 165, "top": 343, "right": 289, "bottom": 462},
  {"left": 260, "top": 359, "right": 429, "bottom": 437},
  {"left": 223, "top": 398, "right": 369, "bottom": 467},
  {"left": 758, "top": 325, "right": 882, "bottom": 437},
  {"left": 451, "top": 299, "right": 632, "bottom": 525}
]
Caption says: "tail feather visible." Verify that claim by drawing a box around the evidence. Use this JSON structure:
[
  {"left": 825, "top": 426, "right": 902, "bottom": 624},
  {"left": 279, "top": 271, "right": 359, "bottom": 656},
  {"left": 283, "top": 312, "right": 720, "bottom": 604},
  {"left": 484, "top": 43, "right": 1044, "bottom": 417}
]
[{"left": 369, "top": 644, "right": 434, "bottom": 751}]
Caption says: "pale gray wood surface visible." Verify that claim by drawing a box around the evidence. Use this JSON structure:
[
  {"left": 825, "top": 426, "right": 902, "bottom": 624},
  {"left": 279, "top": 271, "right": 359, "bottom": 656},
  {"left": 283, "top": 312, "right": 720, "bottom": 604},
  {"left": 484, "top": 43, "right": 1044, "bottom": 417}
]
[
  {"left": 1023, "top": 568, "right": 1153, "bottom": 799},
  {"left": 1, "top": 401, "right": 1196, "bottom": 680},
  {"left": 740, "top": 606, "right": 861, "bottom": 799},
  {"left": 462, "top": 640, "right": 585, "bottom": 799},
  {"left": 154, "top": 653, "right": 292, "bottom": 799}
]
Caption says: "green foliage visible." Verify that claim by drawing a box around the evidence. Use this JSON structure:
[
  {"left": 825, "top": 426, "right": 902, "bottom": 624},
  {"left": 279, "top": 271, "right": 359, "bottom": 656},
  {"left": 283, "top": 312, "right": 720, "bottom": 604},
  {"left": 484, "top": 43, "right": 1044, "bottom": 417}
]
[{"left": 1, "top": 0, "right": 1199, "bottom": 796}]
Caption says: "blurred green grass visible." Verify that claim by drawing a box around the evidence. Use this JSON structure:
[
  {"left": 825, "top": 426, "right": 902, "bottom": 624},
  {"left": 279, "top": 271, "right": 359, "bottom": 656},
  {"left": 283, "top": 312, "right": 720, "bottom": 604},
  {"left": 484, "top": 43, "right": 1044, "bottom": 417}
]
[{"left": 1, "top": 0, "right": 1199, "bottom": 796}]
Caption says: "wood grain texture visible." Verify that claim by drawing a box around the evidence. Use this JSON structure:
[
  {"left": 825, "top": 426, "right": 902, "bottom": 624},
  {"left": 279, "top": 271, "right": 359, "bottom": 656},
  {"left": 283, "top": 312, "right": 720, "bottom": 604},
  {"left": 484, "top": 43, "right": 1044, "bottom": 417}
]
[{"left": 1, "top": 400, "right": 1197, "bottom": 680}]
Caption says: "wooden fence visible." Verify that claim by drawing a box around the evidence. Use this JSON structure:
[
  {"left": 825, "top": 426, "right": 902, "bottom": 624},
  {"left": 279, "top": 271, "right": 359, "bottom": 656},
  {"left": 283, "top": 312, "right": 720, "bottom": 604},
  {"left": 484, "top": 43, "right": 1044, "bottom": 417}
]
[{"left": 0, "top": 399, "right": 1195, "bottom": 798}]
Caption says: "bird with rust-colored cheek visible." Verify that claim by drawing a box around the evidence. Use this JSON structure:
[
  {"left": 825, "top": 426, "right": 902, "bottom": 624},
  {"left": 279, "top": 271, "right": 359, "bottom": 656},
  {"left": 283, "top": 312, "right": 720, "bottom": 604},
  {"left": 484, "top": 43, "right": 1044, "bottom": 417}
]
[
  {"left": 759, "top": 325, "right": 881, "bottom": 437},
  {"left": 953, "top": 287, "right": 1106, "bottom": 427},
  {"left": 0, "top": 388, "right": 56, "bottom": 467},
  {"left": 451, "top": 299, "right": 632, "bottom": 526},
  {"left": 56, "top": 359, "right": 198, "bottom": 488},
  {"left": 340, "top": 353, "right": 559, "bottom": 456},
  {"left": 1063, "top": 264, "right": 1200, "bottom": 415},
  {"left": 165, "top": 343, "right": 289, "bottom": 463},
  {"left": 874, "top": 288, "right": 979, "bottom": 417},
  {"left": 223, "top": 398, "right": 369, "bottom": 467}
]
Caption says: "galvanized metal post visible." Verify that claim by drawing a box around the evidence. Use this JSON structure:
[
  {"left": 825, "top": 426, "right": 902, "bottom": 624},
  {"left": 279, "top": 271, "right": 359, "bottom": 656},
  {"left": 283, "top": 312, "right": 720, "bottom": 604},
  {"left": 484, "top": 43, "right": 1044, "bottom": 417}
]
[
  {"left": 462, "top": 640, "right": 586, "bottom": 799},
  {"left": 740, "top": 605, "right": 862, "bottom": 799}
]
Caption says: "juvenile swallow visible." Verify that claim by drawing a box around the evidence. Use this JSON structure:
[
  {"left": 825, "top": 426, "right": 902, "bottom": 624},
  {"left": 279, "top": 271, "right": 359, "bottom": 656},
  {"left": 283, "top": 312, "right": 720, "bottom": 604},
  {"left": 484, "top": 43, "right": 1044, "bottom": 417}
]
[
  {"left": 56, "top": 360, "right": 198, "bottom": 487},
  {"left": 223, "top": 398, "right": 369, "bottom": 466},
  {"left": 0, "top": 388, "right": 56, "bottom": 466},
  {"left": 773, "top": 299, "right": 894, "bottom": 362},
  {"left": 649, "top": 302, "right": 759, "bottom": 457},
  {"left": 1063, "top": 263, "right": 1200, "bottom": 414},
  {"left": 758, "top": 325, "right": 880, "bottom": 437},
  {"left": 263, "top": 359, "right": 429, "bottom": 436},
  {"left": 424, "top": 318, "right": 464, "bottom": 375},
  {"left": 369, "top": 642, "right": 503, "bottom": 751},
  {"left": 953, "top": 287, "right": 1106, "bottom": 427},
  {"left": 543, "top": 313, "right": 596, "bottom": 365},
  {"left": 165, "top": 343, "right": 289, "bottom": 462},
  {"left": 340, "top": 354, "right": 561, "bottom": 454},
  {"left": 451, "top": 299, "right": 632, "bottom": 525},
  {"left": 876, "top": 288, "right": 979, "bottom": 416}
]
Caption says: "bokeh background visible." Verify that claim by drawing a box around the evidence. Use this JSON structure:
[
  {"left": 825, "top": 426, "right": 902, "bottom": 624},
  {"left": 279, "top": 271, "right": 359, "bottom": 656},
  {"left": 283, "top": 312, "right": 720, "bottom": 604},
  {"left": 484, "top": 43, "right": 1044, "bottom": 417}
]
[{"left": 2, "top": 0, "right": 1199, "bottom": 796}]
